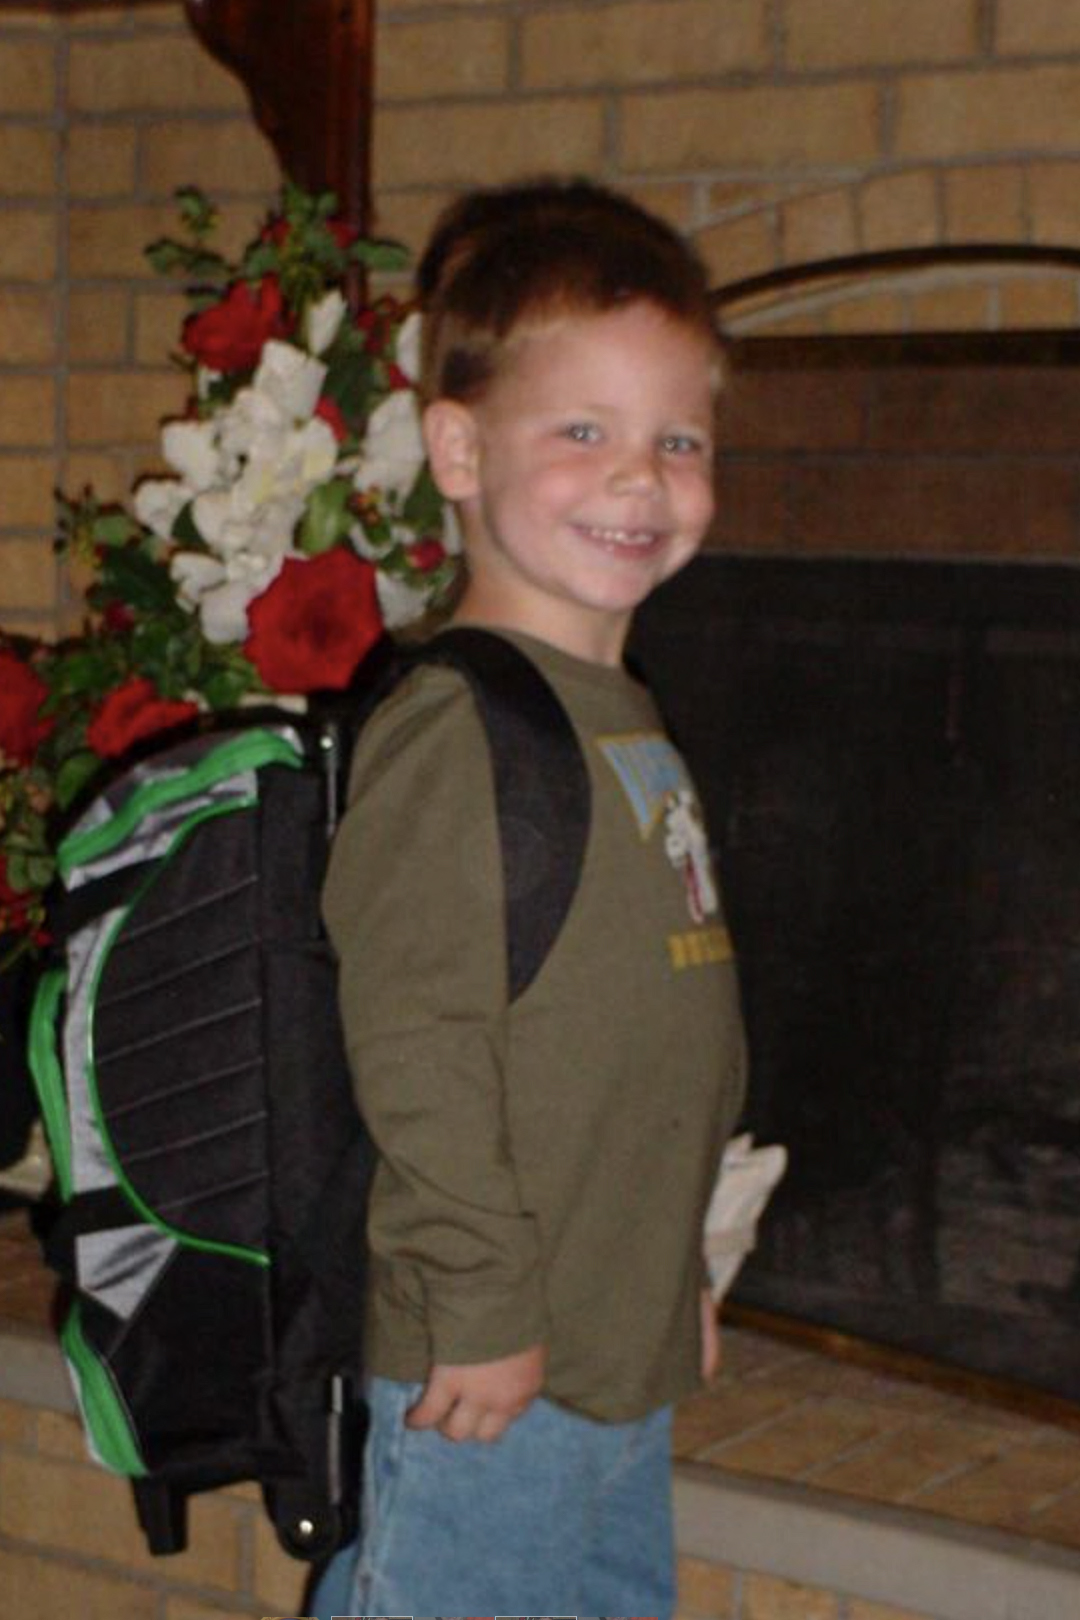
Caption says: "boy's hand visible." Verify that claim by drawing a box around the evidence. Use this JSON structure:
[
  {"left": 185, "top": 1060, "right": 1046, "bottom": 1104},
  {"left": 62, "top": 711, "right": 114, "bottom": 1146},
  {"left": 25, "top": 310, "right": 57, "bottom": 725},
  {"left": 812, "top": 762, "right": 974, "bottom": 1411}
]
[
  {"left": 406, "top": 1343, "right": 546, "bottom": 1443},
  {"left": 701, "top": 1286, "right": 722, "bottom": 1383}
]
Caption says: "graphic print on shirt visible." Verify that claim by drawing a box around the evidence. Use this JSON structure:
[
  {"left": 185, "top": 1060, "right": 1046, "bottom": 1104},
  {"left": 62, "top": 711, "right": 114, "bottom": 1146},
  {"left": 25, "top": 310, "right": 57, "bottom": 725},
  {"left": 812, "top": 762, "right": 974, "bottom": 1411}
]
[{"left": 597, "top": 732, "right": 728, "bottom": 960}]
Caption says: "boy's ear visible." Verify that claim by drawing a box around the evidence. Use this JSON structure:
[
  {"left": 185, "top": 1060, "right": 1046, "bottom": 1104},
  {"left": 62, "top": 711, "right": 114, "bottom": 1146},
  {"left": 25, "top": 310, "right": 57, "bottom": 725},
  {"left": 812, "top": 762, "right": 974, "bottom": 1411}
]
[{"left": 423, "top": 400, "right": 481, "bottom": 501}]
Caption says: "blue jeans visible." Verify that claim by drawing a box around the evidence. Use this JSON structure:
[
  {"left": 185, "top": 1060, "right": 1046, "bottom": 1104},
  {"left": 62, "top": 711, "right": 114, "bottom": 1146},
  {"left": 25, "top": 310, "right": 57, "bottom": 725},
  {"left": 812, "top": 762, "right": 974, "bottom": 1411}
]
[{"left": 309, "top": 1376, "right": 675, "bottom": 1618}]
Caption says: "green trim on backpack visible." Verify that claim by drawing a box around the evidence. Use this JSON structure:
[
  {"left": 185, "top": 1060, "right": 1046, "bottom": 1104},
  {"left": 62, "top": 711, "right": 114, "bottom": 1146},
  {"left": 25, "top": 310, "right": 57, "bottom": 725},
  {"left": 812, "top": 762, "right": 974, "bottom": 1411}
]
[
  {"left": 28, "top": 966, "right": 74, "bottom": 1201},
  {"left": 83, "top": 797, "right": 272, "bottom": 1270},
  {"left": 62, "top": 1300, "right": 148, "bottom": 1477},
  {"left": 58, "top": 728, "right": 304, "bottom": 879}
]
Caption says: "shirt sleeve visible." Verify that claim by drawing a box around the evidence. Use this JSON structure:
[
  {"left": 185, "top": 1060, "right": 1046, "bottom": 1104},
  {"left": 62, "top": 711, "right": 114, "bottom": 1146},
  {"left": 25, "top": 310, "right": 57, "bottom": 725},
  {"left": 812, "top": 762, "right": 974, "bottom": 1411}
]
[{"left": 322, "top": 666, "right": 548, "bottom": 1365}]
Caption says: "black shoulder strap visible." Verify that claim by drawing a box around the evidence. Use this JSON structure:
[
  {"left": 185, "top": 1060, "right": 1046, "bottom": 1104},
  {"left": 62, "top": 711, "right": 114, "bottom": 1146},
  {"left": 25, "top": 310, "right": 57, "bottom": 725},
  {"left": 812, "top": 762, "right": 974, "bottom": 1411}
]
[{"left": 405, "top": 627, "right": 591, "bottom": 1003}]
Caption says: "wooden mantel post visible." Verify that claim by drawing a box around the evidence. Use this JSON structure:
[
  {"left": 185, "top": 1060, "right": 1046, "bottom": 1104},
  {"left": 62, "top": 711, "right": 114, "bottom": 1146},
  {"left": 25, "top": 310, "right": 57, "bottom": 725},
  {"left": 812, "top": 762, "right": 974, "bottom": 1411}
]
[
  {"left": 182, "top": 0, "right": 376, "bottom": 237},
  {"left": 0, "top": 3, "right": 376, "bottom": 235}
]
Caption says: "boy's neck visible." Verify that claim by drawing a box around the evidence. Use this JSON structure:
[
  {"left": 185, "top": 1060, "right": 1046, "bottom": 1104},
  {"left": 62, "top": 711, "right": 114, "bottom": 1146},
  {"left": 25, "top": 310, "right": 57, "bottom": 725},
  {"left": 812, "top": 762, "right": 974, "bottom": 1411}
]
[{"left": 451, "top": 583, "right": 630, "bottom": 668}]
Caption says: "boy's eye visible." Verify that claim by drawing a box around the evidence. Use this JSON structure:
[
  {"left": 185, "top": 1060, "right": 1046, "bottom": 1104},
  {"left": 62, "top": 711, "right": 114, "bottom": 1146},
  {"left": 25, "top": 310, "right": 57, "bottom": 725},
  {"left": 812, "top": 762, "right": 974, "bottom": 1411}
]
[
  {"left": 661, "top": 432, "right": 709, "bottom": 456},
  {"left": 563, "top": 422, "right": 601, "bottom": 444}
]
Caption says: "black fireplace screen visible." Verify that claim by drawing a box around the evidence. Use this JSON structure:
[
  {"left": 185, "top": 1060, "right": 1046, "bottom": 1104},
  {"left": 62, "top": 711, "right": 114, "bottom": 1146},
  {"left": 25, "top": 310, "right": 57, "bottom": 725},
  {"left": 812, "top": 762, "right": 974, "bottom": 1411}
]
[{"left": 631, "top": 556, "right": 1080, "bottom": 1404}]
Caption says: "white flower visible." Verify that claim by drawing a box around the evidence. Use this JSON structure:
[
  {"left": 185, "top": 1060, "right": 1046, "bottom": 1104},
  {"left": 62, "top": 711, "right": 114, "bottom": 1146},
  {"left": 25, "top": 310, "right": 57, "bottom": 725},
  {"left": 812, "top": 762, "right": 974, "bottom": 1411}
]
[
  {"left": 198, "top": 579, "right": 261, "bottom": 645},
  {"left": 376, "top": 569, "right": 432, "bottom": 631},
  {"left": 170, "top": 542, "right": 292, "bottom": 646},
  {"left": 161, "top": 419, "right": 221, "bottom": 493},
  {"left": 253, "top": 339, "right": 326, "bottom": 421},
  {"left": 441, "top": 502, "right": 463, "bottom": 556},
  {"left": 352, "top": 390, "right": 425, "bottom": 497},
  {"left": 219, "top": 385, "right": 289, "bottom": 467},
  {"left": 133, "top": 478, "right": 188, "bottom": 541},
  {"left": 191, "top": 486, "right": 303, "bottom": 563},
  {"left": 189, "top": 489, "right": 234, "bottom": 550},
  {"left": 395, "top": 311, "right": 422, "bottom": 383},
  {"left": 306, "top": 289, "right": 346, "bottom": 356},
  {"left": 170, "top": 550, "right": 251, "bottom": 644},
  {"left": 349, "top": 522, "right": 382, "bottom": 562},
  {"left": 171, "top": 550, "right": 226, "bottom": 607},
  {"left": 239, "top": 496, "right": 305, "bottom": 561}
]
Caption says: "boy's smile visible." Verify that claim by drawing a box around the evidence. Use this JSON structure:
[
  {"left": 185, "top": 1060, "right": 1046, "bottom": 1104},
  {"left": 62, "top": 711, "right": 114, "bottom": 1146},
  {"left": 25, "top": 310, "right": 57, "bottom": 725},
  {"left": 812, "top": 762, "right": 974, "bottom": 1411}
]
[{"left": 425, "top": 300, "right": 718, "bottom": 664}]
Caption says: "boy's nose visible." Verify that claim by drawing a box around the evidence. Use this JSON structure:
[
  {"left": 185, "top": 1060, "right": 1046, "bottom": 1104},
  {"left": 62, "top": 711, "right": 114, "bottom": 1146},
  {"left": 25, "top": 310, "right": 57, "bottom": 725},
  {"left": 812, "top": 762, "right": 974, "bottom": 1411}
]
[{"left": 609, "top": 444, "right": 661, "bottom": 493}]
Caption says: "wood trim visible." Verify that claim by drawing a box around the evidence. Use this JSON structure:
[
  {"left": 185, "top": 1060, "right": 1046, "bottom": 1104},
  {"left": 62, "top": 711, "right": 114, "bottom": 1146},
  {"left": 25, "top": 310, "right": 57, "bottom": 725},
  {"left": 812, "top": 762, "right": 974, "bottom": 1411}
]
[
  {"left": 713, "top": 243, "right": 1080, "bottom": 315},
  {"left": 182, "top": 0, "right": 375, "bottom": 234},
  {"left": 725, "top": 1302, "right": 1080, "bottom": 1434}
]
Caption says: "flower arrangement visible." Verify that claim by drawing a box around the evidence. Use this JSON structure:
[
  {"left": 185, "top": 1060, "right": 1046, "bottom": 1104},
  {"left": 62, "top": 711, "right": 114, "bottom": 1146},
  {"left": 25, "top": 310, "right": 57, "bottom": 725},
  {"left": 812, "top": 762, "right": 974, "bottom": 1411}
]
[{"left": 0, "top": 184, "right": 458, "bottom": 956}]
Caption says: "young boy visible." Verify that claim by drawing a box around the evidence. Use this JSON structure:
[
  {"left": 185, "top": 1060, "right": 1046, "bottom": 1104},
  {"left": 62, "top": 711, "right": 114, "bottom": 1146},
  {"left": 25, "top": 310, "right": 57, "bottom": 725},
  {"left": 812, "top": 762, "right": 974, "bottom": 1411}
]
[{"left": 314, "top": 178, "right": 746, "bottom": 1617}]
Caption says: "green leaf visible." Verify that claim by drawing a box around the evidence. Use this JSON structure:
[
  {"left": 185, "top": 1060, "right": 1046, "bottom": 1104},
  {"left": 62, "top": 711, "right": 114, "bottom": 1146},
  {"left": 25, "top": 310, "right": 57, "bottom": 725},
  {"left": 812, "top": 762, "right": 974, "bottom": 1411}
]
[
  {"left": 22, "top": 853, "right": 55, "bottom": 891},
  {"left": 241, "top": 241, "right": 280, "bottom": 282},
  {"left": 400, "top": 463, "right": 446, "bottom": 532},
  {"left": 175, "top": 185, "right": 217, "bottom": 238},
  {"left": 46, "top": 644, "right": 123, "bottom": 700},
  {"left": 54, "top": 749, "right": 102, "bottom": 812},
  {"left": 144, "top": 239, "right": 191, "bottom": 276},
  {"left": 298, "top": 480, "right": 354, "bottom": 556},
  {"left": 324, "top": 348, "right": 378, "bottom": 425},
  {"left": 172, "top": 501, "right": 203, "bottom": 549},
  {"left": 100, "top": 547, "right": 177, "bottom": 613},
  {"left": 200, "top": 659, "right": 261, "bottom": 710},
  {"left": 144, "top": 239, "right": 230, "bottom": 285},
  {"left": 91, "top": 510, "right": 142, "bottom": 548},
  {"left": 4, "top": 849, "right": 31, "bottom": 892},
  {"left": 351, "top": 238, "right": 410, "bottom": 274}
]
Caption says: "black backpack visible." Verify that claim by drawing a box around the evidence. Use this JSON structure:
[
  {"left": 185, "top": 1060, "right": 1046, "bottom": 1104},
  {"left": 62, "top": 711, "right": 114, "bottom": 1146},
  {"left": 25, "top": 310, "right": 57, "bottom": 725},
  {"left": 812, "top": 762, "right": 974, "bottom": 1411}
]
[{"left": 28, "top": 627, "right": 590, "bottom": 1561}]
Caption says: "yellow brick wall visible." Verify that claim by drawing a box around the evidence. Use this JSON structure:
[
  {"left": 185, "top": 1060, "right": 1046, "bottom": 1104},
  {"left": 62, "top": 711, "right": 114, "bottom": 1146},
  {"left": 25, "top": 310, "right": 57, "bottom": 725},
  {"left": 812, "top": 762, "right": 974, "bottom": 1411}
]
[
  {"left": 0, "top": 1388, "right": 941, "bottom": 1620},
  {"left": 4, "top": 0, "right": 1080, "bottom": 629},
  {"left": 0, "top": 1394, "right": 311, "bottom": 1619},
  {"left": 0, "top": 2, "right": 276, "bottom": 639}
]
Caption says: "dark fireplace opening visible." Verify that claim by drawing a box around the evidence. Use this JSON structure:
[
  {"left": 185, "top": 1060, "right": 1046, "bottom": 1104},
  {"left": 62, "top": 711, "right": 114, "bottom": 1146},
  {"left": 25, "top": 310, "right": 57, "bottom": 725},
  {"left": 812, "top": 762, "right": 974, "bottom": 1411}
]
[{"left": 631, "top": 556, "right": 1080, "bottom": 1407}]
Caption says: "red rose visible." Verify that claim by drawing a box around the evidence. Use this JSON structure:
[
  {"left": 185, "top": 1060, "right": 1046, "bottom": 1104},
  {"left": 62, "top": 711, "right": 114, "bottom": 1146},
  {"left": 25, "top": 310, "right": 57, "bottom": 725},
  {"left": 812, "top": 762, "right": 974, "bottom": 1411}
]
[
  {"left": 0, "top": 648, "right": 52, "bottom": 765},
  {"left": 408, "top": 538, "right": 447, "bottom": 573},
  {"left": 315, "top": 396, "right": 349, "bottom": 442},
  {"left": 86, "top": 677, "right": 199, "bottom": 761},
  {"left": 102, "top": 601, "right": 136, "bottom": 634},
  {"left": 328, "top": 217, "right": 355, "bottom": 250},
  {"left": 244, "top": 549, "right": 383, "bottom": 693},
  {"left": 181, "top": 276, "right": 293, "bottom": 373}
]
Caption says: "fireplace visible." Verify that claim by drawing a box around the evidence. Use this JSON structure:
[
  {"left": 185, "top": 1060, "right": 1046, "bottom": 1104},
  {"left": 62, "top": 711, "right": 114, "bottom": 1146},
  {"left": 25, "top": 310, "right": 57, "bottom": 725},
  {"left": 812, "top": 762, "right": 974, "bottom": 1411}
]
[{"left": 629, "top": 326, "right": 1080, "bottom": 1409}]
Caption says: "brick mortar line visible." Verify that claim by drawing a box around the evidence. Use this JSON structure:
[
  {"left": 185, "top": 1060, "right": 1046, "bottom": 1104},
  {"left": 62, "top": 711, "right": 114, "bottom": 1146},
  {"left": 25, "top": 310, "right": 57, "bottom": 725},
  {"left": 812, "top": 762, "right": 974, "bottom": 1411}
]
[
  {"left": 62, "top": 18, "right": 189, "bottom": 42},
  {"left": 765, "top": 0, "right": 784, "bottom": 73},
  {"left": 503, "top": 0, "right": 527, "bottom": 95},
  {"left": 898, "top": 1431, "right": 1080, "bottom": 1513},
  {"left": 0, "top": 1449, "right": 277, "bottom": 1599},
  {"left": 66, "top": 109, "right": 265, "bottom": 125},
  {"left": 375, "top": 67, "right": 920, "bottom": 106},
  {"left": 802, "top": 1450, "right": 1005, "bottom": 1509},
  {"left": 978, "top": 0, "right": 998, "bottom": 58},
  {"left": 0, "top": 1523, "right": 272, "bottom": 1613},
  {"left": 372, "top": 152, "right": 1080, "bottom": 194},
  {"left": 690, "top": 1391, "right": 828, "bottom": 1461},
  {"left": 383, "top": 53, "right": 1080, "bottom": 93},
  {"left": 1028, "top": 1474, "right": 1080, "bottom": 1520},
  {"left": 56, "top": 14, "right": 73, "bottom": 637}
]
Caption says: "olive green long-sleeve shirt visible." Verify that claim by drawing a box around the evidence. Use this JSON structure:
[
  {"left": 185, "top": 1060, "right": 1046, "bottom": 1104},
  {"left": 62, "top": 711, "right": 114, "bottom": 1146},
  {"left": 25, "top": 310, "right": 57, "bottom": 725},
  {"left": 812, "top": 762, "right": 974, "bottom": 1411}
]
[{"left": 323, "top": 630, "right": 746, "bottom": 1422}]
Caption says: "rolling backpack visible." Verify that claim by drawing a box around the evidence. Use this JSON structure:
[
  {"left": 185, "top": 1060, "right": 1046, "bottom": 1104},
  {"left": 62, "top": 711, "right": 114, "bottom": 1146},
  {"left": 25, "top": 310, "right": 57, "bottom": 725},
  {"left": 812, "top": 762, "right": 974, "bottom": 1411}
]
[{"left": 27, "top": 627, "right": 591, "bottom": 1561}]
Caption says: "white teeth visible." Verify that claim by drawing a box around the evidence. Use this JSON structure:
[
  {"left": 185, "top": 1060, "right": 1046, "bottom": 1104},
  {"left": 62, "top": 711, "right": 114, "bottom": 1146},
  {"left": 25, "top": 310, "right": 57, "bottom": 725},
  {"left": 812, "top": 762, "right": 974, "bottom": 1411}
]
[{"left": 581, "top": 525, "right": 656, "bottom": 547}]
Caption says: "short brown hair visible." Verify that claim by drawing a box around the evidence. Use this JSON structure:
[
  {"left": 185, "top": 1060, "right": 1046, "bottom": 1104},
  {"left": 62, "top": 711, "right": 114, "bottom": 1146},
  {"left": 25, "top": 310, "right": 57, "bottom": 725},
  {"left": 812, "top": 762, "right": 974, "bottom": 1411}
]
[{"left": 417, "top": 177, "right": 720, "bottom": 403}]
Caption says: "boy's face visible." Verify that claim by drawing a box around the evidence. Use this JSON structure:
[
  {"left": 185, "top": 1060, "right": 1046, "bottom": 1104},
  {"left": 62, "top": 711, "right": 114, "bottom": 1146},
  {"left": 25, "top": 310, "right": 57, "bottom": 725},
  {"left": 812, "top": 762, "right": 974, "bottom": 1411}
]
[{"left": 425, "top": 300, "right": 717, "bottom": 663}]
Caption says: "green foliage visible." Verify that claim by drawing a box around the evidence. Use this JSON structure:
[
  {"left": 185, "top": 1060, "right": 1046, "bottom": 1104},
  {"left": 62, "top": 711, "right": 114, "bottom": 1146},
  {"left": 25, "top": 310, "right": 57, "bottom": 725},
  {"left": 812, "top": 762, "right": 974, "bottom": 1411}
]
[
  {"left": 1, "top": 180, "right": 458, "bottom": 951},
  {"left": 299, "top": 478, "right": 355, "bottom": 556}
]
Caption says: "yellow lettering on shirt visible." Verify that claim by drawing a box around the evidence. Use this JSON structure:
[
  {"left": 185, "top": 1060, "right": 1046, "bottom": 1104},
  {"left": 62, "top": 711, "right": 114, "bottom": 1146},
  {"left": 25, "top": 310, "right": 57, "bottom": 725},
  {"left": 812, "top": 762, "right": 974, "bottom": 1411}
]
[{"left": 668, "top": 924, "right": 734, "bottom": 971}]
